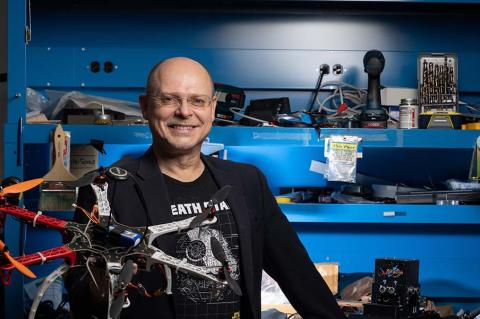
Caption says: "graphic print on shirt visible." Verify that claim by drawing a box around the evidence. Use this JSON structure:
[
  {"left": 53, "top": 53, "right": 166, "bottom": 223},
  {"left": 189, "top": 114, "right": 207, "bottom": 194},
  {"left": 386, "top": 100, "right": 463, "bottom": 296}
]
[
  {"left": 170, "top": 200, "right": 230, "bottom": 216},
  {"left": 173, "top": 200, "right": 240, "bottom": 303}
]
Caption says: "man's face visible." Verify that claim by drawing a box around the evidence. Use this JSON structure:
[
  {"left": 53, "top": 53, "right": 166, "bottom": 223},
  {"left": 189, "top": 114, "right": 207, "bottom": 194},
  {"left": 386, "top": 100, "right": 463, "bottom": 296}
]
[{"left": 140, "top": 62, "right": 216, "bottom": 156}]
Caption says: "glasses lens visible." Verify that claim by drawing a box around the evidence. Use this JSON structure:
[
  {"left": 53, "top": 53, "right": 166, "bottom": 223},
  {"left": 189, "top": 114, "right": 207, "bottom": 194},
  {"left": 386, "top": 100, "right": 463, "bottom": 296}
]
[
  {"left": 158, "top": 94, "right": 177, "bottom": 105},
  {"left": 189, "top": 95, "right": 210, "bottom": 107}
]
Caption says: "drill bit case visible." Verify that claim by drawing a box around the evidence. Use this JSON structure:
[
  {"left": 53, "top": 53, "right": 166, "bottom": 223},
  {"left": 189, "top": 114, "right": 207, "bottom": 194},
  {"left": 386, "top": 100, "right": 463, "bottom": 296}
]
[{"left": 418, "top": 53, "right": 458, "bottom": 114}]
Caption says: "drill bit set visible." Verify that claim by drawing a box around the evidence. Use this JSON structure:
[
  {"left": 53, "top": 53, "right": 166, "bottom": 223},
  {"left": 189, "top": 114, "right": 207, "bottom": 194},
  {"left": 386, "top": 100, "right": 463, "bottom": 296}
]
[
  {"left": 418, "top": 54, "right": 458, "bottom": 113},
  {"left": 418, "top": 54, "right": 462, "bottom": 129}
]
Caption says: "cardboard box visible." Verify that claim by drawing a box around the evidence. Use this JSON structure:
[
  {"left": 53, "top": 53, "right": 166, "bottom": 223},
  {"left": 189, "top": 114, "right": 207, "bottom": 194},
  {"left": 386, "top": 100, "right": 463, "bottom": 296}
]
[
  {"left": 70, "top": 145, "right": 98, "bottom": 178},
  {"left": 315, "top": 262, "right": 339, "bottom": 295}
]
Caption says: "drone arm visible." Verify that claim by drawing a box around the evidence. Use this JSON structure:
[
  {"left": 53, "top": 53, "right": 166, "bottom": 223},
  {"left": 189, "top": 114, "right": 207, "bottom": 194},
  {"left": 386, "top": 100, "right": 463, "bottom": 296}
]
[
  {"left": 146, "top": 246, "right": 225, "bottom": 285},
  {"left": 0, "top": 205, "right": 67, "bottom": 231},
  {"left": 0, "top": 246, "right": 75, "bottom": 285},
  {"left": 147, "top": 216, "right": 217, "bottom": 245},
  {"left": 1, "top": 246, "right": 76, "bottom": 271}
]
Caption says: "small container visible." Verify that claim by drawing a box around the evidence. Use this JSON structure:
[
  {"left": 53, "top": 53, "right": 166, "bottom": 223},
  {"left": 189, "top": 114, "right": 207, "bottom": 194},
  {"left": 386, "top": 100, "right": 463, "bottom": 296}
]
[
  {"left": 94, "top": 105, "right": 113, "bottom": 125},
  {"left": 95, "top": 113, "right": 112, "bottom": 125},
  {"left": 399, "top": 98, "right": 419, "bottom": 129}
]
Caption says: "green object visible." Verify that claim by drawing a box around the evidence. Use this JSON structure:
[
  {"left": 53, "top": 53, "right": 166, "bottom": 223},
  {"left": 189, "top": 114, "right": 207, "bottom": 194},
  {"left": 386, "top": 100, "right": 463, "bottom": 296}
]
[{"left": 469, "top": 136, "right": 480, "bottom": 181}]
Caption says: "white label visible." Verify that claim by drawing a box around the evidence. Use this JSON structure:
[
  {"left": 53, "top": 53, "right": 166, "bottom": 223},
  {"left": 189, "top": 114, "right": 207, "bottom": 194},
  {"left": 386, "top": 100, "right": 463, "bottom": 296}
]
[{"left": 400, "top": 105, "right": 418, "bottom": 129}]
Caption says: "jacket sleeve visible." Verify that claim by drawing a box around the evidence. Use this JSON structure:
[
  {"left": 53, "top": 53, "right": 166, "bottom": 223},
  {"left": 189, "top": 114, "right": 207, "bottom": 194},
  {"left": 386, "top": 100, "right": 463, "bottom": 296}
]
[{"left": 257, "top": 169, "right": 345, "bottom": 319}]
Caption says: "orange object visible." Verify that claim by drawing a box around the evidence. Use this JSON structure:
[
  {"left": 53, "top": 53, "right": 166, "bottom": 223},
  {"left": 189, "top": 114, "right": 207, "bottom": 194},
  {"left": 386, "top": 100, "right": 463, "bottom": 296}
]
[
  {"left": 461, "top": 123, "right": 480, "bottom": 130},
  {"left": 0, "top": 240, "right": 36, "bottom": 279},
  {"left": 1, "top": 178, "right": 44, "bottom": 195}
]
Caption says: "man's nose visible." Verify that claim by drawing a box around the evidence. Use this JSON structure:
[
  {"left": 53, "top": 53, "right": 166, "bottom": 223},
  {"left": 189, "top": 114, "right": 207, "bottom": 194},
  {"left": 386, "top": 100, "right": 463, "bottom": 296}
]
[{"left": 175, "top": 98, "right": 193, "bottom": 117}]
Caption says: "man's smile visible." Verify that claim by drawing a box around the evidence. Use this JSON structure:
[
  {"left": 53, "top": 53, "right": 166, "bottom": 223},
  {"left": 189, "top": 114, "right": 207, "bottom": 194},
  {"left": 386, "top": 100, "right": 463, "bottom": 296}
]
[{"left": 167, "top": 123, "right": 200, "bottom": 133}]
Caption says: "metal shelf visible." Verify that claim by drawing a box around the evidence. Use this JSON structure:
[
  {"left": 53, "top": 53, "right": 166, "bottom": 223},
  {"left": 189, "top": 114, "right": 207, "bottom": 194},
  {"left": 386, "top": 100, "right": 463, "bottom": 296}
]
[
  {"left": 207, "top": 127, "right": 480, "bottom": 149},
  {"left": 8, "top": 124, "right": 479, "bottom": 148},
  {"left": 5, "top": 123, "right": 152, "bottom": 144},
  {"left": 281, "top": 203, "right": 480, "bottom": 224}
]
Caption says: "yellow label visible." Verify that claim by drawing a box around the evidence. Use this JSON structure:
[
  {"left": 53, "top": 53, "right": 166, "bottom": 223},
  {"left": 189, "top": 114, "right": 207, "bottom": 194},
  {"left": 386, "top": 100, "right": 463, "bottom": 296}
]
[{"left": 331, "top": 142, "right": 356, "bottom": 151}]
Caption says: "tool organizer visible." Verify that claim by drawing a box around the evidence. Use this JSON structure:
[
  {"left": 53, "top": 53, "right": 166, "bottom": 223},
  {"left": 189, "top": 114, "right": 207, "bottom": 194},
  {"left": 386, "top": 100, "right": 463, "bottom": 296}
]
[{"left": 418, "top": 53, "right": 458, "bottom": 113}]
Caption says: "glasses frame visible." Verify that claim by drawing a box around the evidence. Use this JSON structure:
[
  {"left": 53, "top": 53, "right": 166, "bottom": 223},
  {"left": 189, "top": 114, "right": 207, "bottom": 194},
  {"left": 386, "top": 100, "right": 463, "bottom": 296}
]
[{"left": 149, "top": 92, "right": 215, "bottom": 109}]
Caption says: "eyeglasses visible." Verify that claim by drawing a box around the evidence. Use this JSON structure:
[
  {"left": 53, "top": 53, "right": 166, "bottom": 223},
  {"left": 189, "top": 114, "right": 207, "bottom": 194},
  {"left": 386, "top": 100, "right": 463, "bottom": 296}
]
[{"left": 150, "top": 93, "right": 214, "bottom": 109}]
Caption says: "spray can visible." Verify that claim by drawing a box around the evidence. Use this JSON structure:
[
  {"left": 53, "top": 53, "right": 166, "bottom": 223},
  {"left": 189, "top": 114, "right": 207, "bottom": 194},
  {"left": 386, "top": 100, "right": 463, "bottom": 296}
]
[{"left": 399, "top": 98, "right": 419, "bottom": 129}]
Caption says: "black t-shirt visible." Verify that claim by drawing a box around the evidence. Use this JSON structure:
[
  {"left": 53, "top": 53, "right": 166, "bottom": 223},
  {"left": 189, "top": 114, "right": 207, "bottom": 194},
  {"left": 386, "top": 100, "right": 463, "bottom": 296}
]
[{"left": 163, "top": 168, "right": 241, "bottom": 319}]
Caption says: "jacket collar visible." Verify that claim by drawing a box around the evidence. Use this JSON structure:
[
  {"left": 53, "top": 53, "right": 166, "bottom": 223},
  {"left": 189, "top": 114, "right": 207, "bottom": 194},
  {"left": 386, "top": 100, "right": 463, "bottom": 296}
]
[
  {"left": 136, "top": 147, "right": 162, "bottom": 181},
  {"left": 134, "top": 148, "right": 172, "bottom": 244}
]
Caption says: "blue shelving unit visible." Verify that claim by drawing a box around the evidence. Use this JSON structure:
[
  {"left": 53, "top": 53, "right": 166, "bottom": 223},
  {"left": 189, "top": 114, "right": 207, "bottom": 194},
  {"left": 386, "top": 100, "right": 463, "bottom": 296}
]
[
  {"left": 4, "top": 0, "right": 480, "bottom": 318},
  {"left": 210, "top": 129, "right": 480, "bottom": 299},
  {"left": 279, "top": 203, "right": 480, "bottom": 298}
]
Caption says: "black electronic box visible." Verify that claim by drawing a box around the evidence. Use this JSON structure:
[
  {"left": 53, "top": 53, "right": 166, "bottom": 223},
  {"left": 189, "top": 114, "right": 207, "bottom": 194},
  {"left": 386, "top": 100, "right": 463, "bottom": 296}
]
[{"left": 366, "top": 258, "right": 420, "bottom": 318}]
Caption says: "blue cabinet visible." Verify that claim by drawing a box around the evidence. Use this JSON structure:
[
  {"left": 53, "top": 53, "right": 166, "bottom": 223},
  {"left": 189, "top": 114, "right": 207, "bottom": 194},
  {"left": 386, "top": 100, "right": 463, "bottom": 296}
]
[
  {"left": 4, "top": 0, "right": 480, "bottom": 318},
  {"left": 206, "top": 127, "right": 480, "bottom": 300}
]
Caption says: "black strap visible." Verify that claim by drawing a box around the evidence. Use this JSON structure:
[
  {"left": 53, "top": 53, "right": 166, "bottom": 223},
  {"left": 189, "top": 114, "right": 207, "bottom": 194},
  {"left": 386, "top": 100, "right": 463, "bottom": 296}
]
[{"left": 0, "top": 73, "right": 6, "bottom": 83}]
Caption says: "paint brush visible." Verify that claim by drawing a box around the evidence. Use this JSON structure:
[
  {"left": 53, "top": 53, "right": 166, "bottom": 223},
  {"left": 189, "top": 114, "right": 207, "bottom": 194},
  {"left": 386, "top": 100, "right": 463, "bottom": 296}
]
[{"left": 38, "top": 125, "right": 78, "bottom": 211}]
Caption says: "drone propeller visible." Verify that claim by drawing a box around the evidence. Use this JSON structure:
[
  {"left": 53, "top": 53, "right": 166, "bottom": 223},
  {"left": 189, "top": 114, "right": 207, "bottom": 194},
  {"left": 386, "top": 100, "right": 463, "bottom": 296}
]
[
  {"left": 189, "top": 185, "right": 232, "bottom": 229},
  {"left": 0, "top": 239, "right": 36, "bottom": 279},
  {"left": 72, "top": 166, "right": 129, "bottom": 188},
  {"left": 70, "top": 170, "right": 102, "bottom": 188},
  {"left": 210, "top": 236, "right": 242, "bottom": 296},
  {"left": 0, "top": 178, "right": 43, "bottom": 196},
  {"left": 110, "top": 260, "right": 134, "bottom": 319}
]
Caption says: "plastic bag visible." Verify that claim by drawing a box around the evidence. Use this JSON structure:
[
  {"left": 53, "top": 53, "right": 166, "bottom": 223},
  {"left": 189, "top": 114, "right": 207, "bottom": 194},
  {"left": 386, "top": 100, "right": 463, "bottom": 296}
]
[
  {"left": 46, "top": 90, "right": 142, "bottom": 120},
  {"left": 340, "top": 276, "right": 372, "bottom": 301},
  {"left": 324, "top": 135, "right": 362, "bottom": 183},
  {"left": 261, "top": 270, "right": 289, "bottom": 305},
  {"left": 445, "top": 179, "right": 480, "bottom": 190},
  {"left": 26, "top": 88, "right": 51, "bottom": 118}
]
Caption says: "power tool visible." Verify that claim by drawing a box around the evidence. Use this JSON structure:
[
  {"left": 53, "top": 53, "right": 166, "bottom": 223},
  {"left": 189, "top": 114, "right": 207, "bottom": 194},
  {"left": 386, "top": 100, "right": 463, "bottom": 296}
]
[{"left": 361, "top": 50, "right": 388, "bottom": 128}]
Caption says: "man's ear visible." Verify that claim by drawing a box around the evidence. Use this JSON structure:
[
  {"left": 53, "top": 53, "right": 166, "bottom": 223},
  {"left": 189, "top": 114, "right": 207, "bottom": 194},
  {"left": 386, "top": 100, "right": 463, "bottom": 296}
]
[
  {"left": 139, "top": 94, "right": 148, "bottom": 119},
  {"left": 210, "top": 96, "right": 217, "bottom": 122}
]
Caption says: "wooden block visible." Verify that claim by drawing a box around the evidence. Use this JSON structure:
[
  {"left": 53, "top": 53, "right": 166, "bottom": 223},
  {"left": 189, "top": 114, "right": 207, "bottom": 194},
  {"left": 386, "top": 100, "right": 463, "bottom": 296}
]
[{"left": 315, "top": 262, "right": 339, "bottom": 295}]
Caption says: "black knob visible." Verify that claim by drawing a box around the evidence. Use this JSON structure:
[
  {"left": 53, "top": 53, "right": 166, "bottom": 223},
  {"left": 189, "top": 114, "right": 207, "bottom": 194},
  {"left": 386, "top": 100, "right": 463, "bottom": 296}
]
[
  {"left": 90, "top": 61, "right": 100, "bottom": 73},
  {"left": 104, "top": 61, "right": 114, "bottom": 73}
]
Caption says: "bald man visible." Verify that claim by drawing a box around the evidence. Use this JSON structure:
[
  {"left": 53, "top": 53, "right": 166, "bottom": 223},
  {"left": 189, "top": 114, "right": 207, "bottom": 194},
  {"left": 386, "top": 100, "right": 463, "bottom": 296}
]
[
  {"left": 67, "top": 57, "right": 345, "bottom": 319},
  {"left": 139, "top": 57, "right": 217, "bottom": 181}
]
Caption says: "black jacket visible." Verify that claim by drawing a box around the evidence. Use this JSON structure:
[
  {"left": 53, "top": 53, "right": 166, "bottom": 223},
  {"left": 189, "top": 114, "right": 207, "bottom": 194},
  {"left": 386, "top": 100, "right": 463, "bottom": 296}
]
[{"left": 67, "top": 148, "right": 344, "bottom": 319}]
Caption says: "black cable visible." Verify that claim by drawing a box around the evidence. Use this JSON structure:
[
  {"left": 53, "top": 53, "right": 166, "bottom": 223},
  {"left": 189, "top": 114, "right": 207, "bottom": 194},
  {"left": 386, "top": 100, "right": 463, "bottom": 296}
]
[{"left": 308, "top": 64, "right": 330, "bottom": 112}]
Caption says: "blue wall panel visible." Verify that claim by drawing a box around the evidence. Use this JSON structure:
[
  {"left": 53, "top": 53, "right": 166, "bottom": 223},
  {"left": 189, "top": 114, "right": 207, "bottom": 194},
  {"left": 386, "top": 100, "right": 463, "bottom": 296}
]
[
  {"left": 27, "top": 47, "right": 77, "bottom": 87},
  {"left": 26, "top": 8, "right": 480, "bottom": 102}
]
